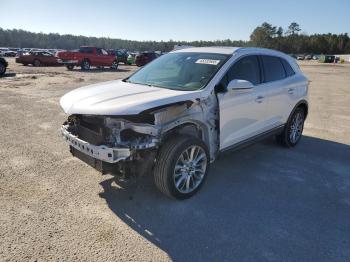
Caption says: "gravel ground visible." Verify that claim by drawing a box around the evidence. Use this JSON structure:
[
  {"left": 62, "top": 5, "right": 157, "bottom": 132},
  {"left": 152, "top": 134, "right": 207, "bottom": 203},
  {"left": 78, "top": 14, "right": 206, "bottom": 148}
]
[{"left": 0, "top": 59, "right": 349, "bottom": 262}]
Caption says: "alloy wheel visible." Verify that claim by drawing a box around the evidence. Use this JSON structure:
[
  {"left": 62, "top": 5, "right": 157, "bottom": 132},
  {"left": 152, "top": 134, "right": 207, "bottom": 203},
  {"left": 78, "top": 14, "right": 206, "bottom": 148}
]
[
  {"left": 173, "top": 145, "right": 207, "bottom": 194},
  {"left": 289, "top": 111, "right": 304, "bottom": 143}
]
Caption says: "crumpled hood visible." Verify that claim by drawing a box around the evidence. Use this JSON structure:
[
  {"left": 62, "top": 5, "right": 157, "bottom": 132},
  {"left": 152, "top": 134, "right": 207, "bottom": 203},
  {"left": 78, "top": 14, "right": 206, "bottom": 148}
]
[{"left": 60, "top": 80, "right": 201, "bottom": 115}]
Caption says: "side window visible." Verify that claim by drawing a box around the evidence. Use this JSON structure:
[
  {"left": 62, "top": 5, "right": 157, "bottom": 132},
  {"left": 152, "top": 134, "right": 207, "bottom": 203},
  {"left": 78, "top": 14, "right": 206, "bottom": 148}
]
[
  {"left": 81, "top": 47, "right": 94, "bottom": 54},
  {"left": 227, "top": 55, "right": 261, "bottom": 85},
  {"left": 280, "top": 58, "right": 295, "bottom": 77},
  {"left": 261, "top": 55, "right": 286, "bottom": 82},
  {"left": 96, "top": 48, "right": 102, "bottom": 55}
]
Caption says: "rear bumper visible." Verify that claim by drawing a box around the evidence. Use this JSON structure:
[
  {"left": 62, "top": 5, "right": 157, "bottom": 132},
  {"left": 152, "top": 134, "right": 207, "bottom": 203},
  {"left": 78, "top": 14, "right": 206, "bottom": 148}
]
[{"left": 61, "top": 125, "right": 130, "bottom": 163}]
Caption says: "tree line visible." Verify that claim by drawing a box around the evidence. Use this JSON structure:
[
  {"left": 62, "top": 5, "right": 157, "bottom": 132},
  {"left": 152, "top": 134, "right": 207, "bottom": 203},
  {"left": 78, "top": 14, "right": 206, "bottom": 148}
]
[
  {"left": 249, "top": 22, "right": 350, "bottom": 54},
  {"left": 0, "top": 22, "right": 349, "bottom": 54}
]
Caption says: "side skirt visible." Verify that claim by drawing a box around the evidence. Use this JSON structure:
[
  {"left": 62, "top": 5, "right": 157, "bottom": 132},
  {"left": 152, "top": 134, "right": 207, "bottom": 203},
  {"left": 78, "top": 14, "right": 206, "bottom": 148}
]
[{"left": 219, "top": 125, "right": 285, "bottom": 155}]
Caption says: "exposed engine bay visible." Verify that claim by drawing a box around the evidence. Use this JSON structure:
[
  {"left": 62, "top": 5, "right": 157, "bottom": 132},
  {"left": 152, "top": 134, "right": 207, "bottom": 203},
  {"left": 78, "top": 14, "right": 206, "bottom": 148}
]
[{"left": 61, "top": 95, "right": 219, "bottom": 175}]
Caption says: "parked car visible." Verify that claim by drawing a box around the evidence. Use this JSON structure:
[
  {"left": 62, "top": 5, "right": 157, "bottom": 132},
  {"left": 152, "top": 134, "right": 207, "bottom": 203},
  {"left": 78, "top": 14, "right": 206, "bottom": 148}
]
[
  {"left": 305, "top": 54, "right": 312, "bottom": 60},
  {"left": 0, "top": 48, "right": 9, "bottom": 56},
  {"left": 312, "top": 55, "right": 320, "bottom": 60},
  {"left": 108, "top": 50, "right": 128, "bottom": 64},
  {"left": 15, "top": 51, "right": 60, "bottom": 66},
  {"left": 0, "top": 57, "right": 8, "bottom": 76},
  {"left": 57, "top": 46, "right": 118, "bottom": 70},
  {"left": 59, "top": 47, "right": 309, "bottom": 199},
  {"left": 126, "top": 53, "right": 136, "bottom": 65},
  {"left": 2, "top": 50, "right": 17, "bottom": 57},
  {"left": 135, "top": 52, "right": 159, "bottom": 66},
  {"left": 296, "top": 55, "right": 305, "bottom": 60}
]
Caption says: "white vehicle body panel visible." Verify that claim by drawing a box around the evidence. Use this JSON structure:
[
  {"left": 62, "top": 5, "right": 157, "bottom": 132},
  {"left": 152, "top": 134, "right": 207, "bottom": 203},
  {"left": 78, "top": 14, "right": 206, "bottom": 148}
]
[
  {"left": 218, "top": 88, "right": 268, "bottom": 149},
  {"left": 262, "top": 74, "right": 308, "bottom": 128},
  {"left": 60, "top": 80, "right": 202, "bottom": 115},
  {"left": 60, "top": 46, "right": 308, "bottom": 161}
]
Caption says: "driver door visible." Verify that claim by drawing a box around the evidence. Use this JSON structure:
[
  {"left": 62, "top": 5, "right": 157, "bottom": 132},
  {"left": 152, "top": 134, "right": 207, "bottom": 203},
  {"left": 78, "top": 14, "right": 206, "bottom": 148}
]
[{"left": 217, "top": 55, "right": 270, "bottom": 150}]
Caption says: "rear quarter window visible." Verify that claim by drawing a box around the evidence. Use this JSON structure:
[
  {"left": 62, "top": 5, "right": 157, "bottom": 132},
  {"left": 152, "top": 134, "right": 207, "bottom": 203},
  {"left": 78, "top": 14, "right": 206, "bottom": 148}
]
[
  {"left": 281, "top": 58, "right": 295, "bottom": 77},
  {"left": 261, "top": 55, "right": 286, "bottom": 82}
]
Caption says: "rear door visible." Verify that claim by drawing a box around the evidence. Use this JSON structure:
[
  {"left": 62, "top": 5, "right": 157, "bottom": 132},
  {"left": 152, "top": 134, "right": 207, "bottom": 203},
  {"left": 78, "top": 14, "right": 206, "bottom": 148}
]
[
  {"left": 218, "top": 55, "right": 270, "bottom": 149},
  {"left": 101, "top": 48, "right": 112, "bottom": 66},
  {"left": 259, "top": 55, "right": 297, "bottom": 127},
  {"left": 41, "top": 52, "right": 55, "bottom": 65},
  {"left": 94, "top": 48, "right": 108, "bottom": 66}
]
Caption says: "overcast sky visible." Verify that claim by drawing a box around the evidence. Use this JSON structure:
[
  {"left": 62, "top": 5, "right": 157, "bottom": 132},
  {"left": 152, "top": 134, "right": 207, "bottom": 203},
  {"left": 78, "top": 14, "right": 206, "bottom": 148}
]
[{"left": 1, "top": 0, "right": 350, "bottom": 41}]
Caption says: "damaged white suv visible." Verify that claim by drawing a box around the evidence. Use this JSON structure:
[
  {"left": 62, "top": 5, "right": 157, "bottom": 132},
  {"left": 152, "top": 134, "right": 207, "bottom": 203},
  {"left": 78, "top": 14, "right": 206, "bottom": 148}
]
[{"left": 60, "top": 47, "right": 308, "bottom": 199}]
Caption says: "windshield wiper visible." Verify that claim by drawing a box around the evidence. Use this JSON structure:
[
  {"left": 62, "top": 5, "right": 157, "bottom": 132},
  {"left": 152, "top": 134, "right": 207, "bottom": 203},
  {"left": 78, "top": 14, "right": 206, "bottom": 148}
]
[{"left": 125, "top": 80, "right": 155, "bottom": 87}]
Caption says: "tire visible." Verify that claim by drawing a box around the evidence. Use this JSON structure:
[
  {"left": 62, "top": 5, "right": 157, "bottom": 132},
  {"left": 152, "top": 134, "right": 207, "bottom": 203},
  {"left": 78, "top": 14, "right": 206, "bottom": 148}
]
[
  {"left": 0, "top": 63, "right": 6, "bottom": 76},
  {"left": 22, "top": 63, "right": 28, "bottom": 66},
  {"left": 276, "top": 107, "right": 305, "bottom": 147},
  {"left": 111, "top": 60, "right": 118, "bottom": 70},
  {"left": 66, "top": 65, "right": 74, "bottom": 70},
  {"left": 81, "top": 59, "right": 90, "bottom": 70},
  {"left": 33, "top": 59, "right": 41, "bottom": 67},
  {"left": 154, "top": 135, "right": 210, "bottom": 199}
]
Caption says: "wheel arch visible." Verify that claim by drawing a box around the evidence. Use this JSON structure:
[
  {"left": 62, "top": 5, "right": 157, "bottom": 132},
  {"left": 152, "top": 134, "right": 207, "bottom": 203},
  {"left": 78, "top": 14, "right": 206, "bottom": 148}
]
[
  {"left": 32, "top": 59, "right": 41, "bottom": 65},
  {"left": 292, "top": 99, "right": 309, "bottom": 120},
  {"left": 161, "top": 120, "right": 211, "bottom": 151},
  {"left": 81, "top": 58, "right": 91, "bottom": 65}
]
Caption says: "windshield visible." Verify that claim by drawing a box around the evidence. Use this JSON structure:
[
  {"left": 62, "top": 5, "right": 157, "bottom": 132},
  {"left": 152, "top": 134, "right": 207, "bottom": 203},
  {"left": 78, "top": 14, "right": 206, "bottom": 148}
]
[{"left": 126, "top": 52, "right": 229, "bottom": 91}]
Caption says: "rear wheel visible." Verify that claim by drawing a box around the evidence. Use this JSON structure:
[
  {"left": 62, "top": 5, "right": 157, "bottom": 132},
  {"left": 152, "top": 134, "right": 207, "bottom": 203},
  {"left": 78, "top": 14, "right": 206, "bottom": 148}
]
[
  {"left": 154, "top": 135, "right": 209, "bottom": 199},
  {"left": 33, "top": 59, "right": 41, "bottom": 67},
  {"left": 81, "top": 59, "right": 90, "bottom": 70},
  {"left": 276, "top": 107, "right": 305, "bottom": 147},
  {"left": 66, "top": 64, "right": 74, "bottom": 70},
  {"left": 0, "top": 63, "right": 6, "bottom": 76}
]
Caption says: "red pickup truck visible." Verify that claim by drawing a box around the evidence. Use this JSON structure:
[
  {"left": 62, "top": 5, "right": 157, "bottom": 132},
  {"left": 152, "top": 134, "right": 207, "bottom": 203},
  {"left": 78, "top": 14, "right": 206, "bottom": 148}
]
[{"left": 56, "top": 46, "right": 118, "bottom": 70}]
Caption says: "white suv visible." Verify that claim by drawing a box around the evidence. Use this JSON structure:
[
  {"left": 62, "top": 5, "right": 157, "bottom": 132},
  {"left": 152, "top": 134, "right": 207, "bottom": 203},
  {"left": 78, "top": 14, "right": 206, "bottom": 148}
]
[{"left": 60, "top": 47, "right": 309, "bottom": 199}]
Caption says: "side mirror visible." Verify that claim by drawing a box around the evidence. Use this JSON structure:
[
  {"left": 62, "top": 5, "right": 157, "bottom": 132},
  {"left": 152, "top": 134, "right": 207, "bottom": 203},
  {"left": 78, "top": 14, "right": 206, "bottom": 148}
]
[{"left": 227, "top": 79, "right": 254, "bottom": 91}]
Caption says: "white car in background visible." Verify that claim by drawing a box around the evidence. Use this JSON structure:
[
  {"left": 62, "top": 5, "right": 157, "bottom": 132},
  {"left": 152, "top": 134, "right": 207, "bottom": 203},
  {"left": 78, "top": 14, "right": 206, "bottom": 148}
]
[{"left": 60, "top": 47, "right": 309, "bottom": 199}]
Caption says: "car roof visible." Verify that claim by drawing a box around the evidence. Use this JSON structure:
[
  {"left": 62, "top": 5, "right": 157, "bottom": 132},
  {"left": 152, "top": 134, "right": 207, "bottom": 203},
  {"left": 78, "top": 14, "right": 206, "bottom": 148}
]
[
  {"left": 170, "top": 46, "right": 299, "bottom": 72},
  {"left": 171, "top": 46, "right": 290, "bottom": 57},
  {"left": 172, "top": 46, "right": 240, "bottom": 55}
]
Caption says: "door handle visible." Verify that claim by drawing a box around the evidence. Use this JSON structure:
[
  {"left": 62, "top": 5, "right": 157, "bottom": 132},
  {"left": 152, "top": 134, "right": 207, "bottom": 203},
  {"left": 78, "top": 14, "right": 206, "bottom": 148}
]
[
  {"left": 288, "top": 88, "right": 294, "bottom": 94},
  {"left": 255, "top": 96, "right": 264, "bottom": 103}
]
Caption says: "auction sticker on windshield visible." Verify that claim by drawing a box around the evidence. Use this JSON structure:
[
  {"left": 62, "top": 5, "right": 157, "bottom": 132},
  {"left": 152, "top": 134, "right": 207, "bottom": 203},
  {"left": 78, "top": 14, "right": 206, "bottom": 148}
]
[{"left": 195, "top": 59, "right": 221, "bottom": 65}]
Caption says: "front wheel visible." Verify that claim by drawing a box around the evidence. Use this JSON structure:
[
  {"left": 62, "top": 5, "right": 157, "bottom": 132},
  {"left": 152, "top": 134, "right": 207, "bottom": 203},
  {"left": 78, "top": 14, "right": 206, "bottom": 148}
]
[
  {"left": 33, "top": 59, "right": 41, "bottom": 67},
  {"left": 111, "top": 61, "right": 118, "bottom": 70},
  {"left": 66, "top": 64, "right": 74, "bottom": 70},
  {"left": 81, "top": 59, "right": 90, "bottom": 70},
  {"left": 276, "top": 107, "right": 305, "bottom": 147},
  {"left": 154, "top": 135, "right": 209, "bottom": 199}
]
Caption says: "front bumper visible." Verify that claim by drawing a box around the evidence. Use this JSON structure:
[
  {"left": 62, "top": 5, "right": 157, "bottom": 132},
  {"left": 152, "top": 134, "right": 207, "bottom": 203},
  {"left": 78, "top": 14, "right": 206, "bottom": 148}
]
[{"left": 61, "top": 125, "right": 130, "bottom": 163}]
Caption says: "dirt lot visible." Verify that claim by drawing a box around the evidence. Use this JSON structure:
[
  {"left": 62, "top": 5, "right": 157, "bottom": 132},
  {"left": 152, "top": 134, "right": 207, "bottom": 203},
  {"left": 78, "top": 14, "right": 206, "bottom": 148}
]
[{"left": 1, "top": 58, "right": 350, "bottom": 262}]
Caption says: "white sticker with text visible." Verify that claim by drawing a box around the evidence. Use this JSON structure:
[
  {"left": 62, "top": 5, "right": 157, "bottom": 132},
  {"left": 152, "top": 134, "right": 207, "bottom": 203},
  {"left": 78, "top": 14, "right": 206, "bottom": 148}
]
[{"left": 195, "top": 59, "right": 220, "bottom": 65}]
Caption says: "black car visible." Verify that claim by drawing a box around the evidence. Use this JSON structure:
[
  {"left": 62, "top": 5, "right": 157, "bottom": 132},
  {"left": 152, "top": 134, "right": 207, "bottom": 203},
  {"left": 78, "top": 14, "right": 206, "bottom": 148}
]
[{"left": 0, "top": 57, "right": 8, "bottom": 76}]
